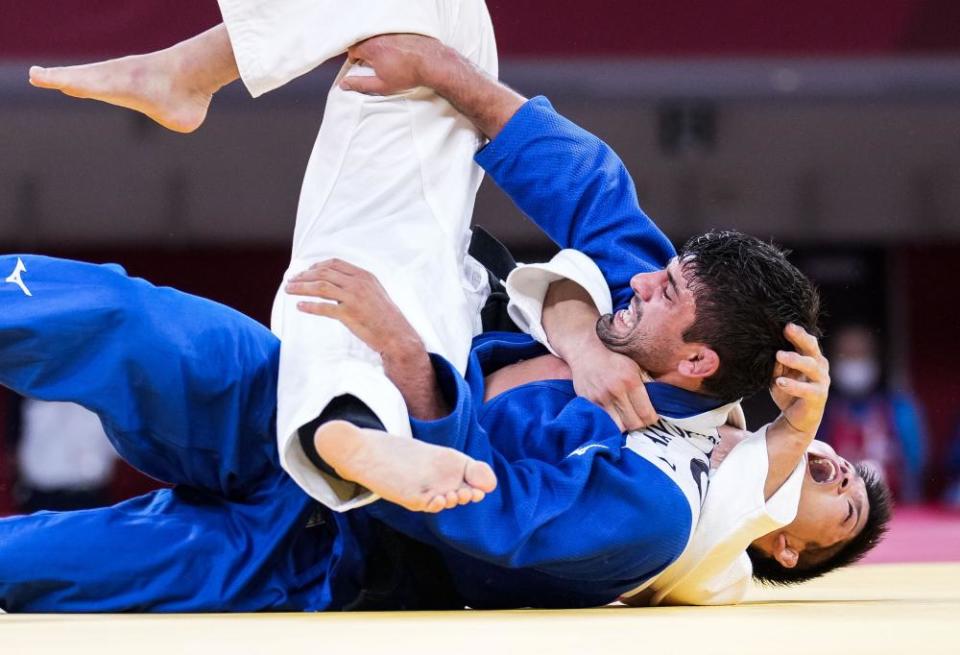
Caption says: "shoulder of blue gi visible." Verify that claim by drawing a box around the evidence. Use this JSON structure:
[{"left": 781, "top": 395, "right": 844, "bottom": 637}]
[{"left": 475, "top": 96, "right": 677, "bottom": 309}]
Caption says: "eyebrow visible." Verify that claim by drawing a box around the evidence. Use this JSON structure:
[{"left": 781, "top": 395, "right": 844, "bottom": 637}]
[
  {"left": 850, "top": 487, "right": 865, "bottom": 534},
  {"left": 666, "top": 266, "right": 680, "bottom": 299}
]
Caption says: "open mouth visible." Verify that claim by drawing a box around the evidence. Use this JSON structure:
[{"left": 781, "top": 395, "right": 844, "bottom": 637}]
[
  {"left": 808, "top": 455, "right": 839, "bottom": 484},
  {"left": 614, "top": 297, "right": 640, "bottom": 331}
]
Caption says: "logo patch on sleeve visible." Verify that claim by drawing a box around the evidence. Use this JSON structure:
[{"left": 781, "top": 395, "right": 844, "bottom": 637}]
[
  {"left": 5, "top": 258, "right": 32, "bottom": 297},
  {"left": 567, "top": 443, "right": 610, "bottom": 458}
]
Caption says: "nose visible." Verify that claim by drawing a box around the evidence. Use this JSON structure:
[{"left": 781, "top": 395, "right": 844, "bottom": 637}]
[
  {"left": 838, "top": 459, "right": 852, "bottom": 493},
  {"left": 630, "top": 271, "right": 661, "bottom": 301}
]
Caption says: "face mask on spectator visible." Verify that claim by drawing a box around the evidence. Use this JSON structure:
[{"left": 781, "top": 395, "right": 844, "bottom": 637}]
[{"left": 833, "top": 358, "right": 880, "bottom": 396}]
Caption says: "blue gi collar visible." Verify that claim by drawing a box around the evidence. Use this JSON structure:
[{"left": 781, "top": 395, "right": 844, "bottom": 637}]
[{"left": 644, "top": 382, "right": 727, "bottom": 419}]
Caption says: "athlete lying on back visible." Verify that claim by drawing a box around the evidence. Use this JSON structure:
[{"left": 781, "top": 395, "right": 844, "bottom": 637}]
[{"left": 20, "top": 9, "right": 889, "bottom": 609}]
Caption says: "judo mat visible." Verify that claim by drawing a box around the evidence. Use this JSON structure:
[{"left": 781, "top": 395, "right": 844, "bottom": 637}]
[{"left": 2, "top": 562, "right": 957, "bottom": 655}]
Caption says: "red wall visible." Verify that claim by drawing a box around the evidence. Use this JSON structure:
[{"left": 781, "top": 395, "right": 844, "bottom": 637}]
[
  {"left": 905, "top": 246, "right": 960, "bottom": 495},
  {"left": 3, "top": 1, "right": 959, "bottom": 59}
]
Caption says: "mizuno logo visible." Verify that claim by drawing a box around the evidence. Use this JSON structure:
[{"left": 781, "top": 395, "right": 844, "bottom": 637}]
[
  {"left": 5, "top": 258, "right": 32, "bottom": 297},
  {"left": 568, "top": 443, "right": 609, "bottom": 458}
]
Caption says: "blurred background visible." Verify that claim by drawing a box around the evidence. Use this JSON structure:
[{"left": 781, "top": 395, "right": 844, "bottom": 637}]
[{"left": 1, "top": 1, "right": 958, "bottom": 560}]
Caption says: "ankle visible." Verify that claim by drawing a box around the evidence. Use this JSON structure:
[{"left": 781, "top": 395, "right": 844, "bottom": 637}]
[{"left": 174, "top": 24, "right": 239, "bottom": 95}]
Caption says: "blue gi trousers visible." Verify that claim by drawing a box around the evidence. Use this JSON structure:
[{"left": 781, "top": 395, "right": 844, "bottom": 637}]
[{"left": 0, "top": 255, "right": 365, "bottom": 612}]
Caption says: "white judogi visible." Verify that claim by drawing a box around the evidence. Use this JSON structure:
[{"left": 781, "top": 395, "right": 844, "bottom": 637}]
[
  {"left": 217, "top": 0, "right": 497, "bottom": 508},
  {"left": 627, "top": 429, "right": 805, "bottom": 605},
  {"left": 508, "top": 251, "right": 807, "bottom": 606}
]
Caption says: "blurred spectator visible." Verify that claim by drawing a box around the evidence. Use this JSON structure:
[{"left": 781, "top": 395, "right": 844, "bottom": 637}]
[
  {"left": 942, "top": 419, "right": 960, "bottom": 509},
  {"left": 818, "top": 324, "right": 928, "bottom": 503},
  {"left": 14, "top": 399, "right": 118, "bottom": 512}
]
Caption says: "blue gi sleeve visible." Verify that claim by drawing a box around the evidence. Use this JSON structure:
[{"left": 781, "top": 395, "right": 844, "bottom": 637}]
[
  {"left": 0, "top": 254, "right": 281, "bottom": 497},
  {"left": 369, "top": 355, "right": 691, "bottom": 581},
  {"left": 475, "top": 96, "right": 677, "bottom": 309}
]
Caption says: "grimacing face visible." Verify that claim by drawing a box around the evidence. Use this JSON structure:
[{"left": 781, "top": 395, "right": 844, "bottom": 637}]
[
  {"left": 780, "top": 440, "right": 871, "bottom": 563},
  {"left": 595, "top": 257, "right": 699, "bottom": 377}
]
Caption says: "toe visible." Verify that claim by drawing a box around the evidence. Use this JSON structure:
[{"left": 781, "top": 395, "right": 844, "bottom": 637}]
[
  {"left": 444, "top": 490, "right": 459, "bottom": 510},
  {"left": 456, "top": 487, "right": 474, "bottom": 506},
  {"left": 29, "top": 66, "right": 53, "bottom": 88},
  {"left": 470, "top": 488, "right": 486, "bottom": 504},
  {"left": 426, "top": 495, "right": 446, "bottom": 513},
  {"left": 465, "top": 460, "right": 498, "bottom": 493}
]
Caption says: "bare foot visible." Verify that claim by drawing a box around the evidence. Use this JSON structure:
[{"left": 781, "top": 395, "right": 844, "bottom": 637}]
[
  {"left": 29, "top": 26, "right": 238, "bottom": 133},
  {"left": 29, "top": 53, "right": 213, "bottom": 134},
  {"left": 315, "top": 421, "right": 498, "bottom": 513}
]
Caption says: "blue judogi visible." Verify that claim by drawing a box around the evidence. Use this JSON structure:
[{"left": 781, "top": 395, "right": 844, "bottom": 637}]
[
  {"left": 0, "top": 97, "right": 719, "bottom": 611},
  {"left": 360, "top": 98, "right": 724, "bottom": 608},
  {"left": 0, "top": 257, "right": 372, "bottom": 611}
]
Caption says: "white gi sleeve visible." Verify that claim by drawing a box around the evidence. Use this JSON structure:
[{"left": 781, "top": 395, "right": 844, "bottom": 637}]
[
  {"left": 505, "top": 249, "right": 612, "bottom": 354},
  {"left": 649, "top": 427, "right": 806, "bottom": 606},
  {"left": 217, "top": 0, "right": 456, "bottom": 98}
]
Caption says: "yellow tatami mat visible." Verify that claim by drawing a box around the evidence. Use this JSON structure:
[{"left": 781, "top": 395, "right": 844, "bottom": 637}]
[{"left": 3, "top": 562, "right": 956, "bottom": 655}]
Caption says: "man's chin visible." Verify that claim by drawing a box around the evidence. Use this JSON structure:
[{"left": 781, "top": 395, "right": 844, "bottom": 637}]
[
  {"left": 598, "top": 331, "right": 636, "bottom": 357},
  {"left": 597, "top": 314, "right": 623, "bottom": 346},
  {"left": 596, "top": 313, "right": 615, "bottom": 337}
]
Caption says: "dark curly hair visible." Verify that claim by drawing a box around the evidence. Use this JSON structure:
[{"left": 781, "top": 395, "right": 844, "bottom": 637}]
[{"left": 679, "top": 230, "right": 822, "bottom": 402}]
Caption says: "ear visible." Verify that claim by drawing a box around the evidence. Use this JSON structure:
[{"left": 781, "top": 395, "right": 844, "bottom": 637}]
[
  {"left": 677, "top": 346, "right": 719, "bottom": 380},
  {"left": 771, "top": 533, "right": 800, "bottom": 569}
]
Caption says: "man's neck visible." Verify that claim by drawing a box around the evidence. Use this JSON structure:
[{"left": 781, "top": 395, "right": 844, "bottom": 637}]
[{"left": 652, "top": 370, "right": 705, "bottom": 395}]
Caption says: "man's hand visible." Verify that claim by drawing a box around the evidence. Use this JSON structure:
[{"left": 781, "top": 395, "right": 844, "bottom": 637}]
[
  {"left": 761, "top": 323, "right": 830, "bottom": 499},
  {"left": 772, "top": 323, "right": 830, "bottom": 436},
  {"left": 567, "top": 342, "right": 657, "bottom": 432},
  {"left": 340, "top": 34, "right": 452, "bottom": 96},
  {"left": 286, "top": 259, "right": 420, "bottom": 357},
  {"left": 340, "top": 34, "right": 525, "bottom": 140},
  {"left": 286, "top": 259, "right": 448, "bottom": 420}
]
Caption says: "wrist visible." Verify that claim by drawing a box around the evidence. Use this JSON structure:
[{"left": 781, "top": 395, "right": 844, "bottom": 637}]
[
  {"left": 771, "top": 413, "right": 815, "bottom": 447},
  {"left": 417, "top": 42, "right": 465, "bottom": 92},
  {"left": 380, "top": 332, "right": 427, "bottom": 367},
  {"left": 560, "top": 328, "right": 606, "bottom": 366}
]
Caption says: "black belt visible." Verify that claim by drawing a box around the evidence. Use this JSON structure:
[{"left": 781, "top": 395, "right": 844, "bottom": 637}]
[{"left": 468, "top": 227, "right": 523, "bottom": 334}]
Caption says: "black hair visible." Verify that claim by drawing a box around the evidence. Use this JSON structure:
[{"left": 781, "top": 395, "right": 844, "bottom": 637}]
[
  {"left": 679, "top": 230, "right": 821, "bottom": 402},
  {"left": 747, "top": 463, "right": 893, "bottom": 586}
]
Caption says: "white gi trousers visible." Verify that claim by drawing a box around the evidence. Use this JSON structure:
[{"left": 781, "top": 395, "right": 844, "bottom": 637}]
[{"left": 217, "top": 0, "right": 498, "bottom": 509}]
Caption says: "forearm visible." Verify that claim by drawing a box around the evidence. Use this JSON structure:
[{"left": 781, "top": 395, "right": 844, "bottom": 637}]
[
  {"left": 422, "top": 47, "right": 526, "bottom": 140},
  {"left": 381, "top": 337, "right": 449, "bottom": 421},
  {"left": 542, "top": 279, "right": 603, "bottom": 362},
  {"left": 763, "top": 416, "right": 814, "bottom": 499}
]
